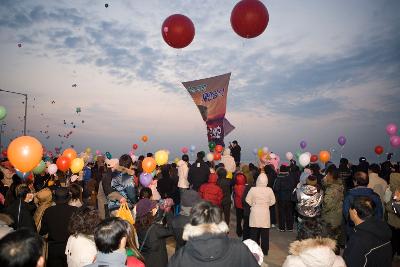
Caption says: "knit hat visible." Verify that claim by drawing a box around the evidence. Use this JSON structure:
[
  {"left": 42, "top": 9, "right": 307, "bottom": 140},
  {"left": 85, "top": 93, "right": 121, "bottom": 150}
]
[
  {"left": 306, "top": 175, "right": 318, "bottom": 186},
  {"left": 136, "top": 198, "right": 157, "bottom": 218}
]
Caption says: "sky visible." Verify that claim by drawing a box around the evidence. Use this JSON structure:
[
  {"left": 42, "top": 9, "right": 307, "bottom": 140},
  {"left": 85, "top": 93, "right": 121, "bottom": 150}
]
[{"left": 0, "top": 0, "right": 399, "bottom": 164}]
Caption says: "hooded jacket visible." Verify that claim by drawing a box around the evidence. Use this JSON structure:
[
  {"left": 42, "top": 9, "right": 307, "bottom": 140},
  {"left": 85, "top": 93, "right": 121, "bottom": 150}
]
[
  {"left": 296, "top": 184, "right": 323, "bottom": 218},
  {"left": 233, "top": 173, "right": 246, "bottom": 209},
  {"left": 199, "top": 174, "right": 223, "bottom": 207},
  {"left": 168, "top": 221, "right": 259, "bottom": 267},
  {"left": 273, "top": 172, "right": 297, "bottom": 201},
  {"left": 245, "top": 173, "right": 276, "bottom": 228},
  {"left": 108, "top": 166, "right": 137, "bottom": 211},
  {"left": 177, "top": 160, "right": 190, "bottom": 189},
  {"left": 220, "top": 149, "right": 236, "bottom": 174},
  {"left": 283, "top": 238, "right": 346, "bottom": 267},
  {"left": 343, "top": 217, "right": 392, "bottom": 267}
]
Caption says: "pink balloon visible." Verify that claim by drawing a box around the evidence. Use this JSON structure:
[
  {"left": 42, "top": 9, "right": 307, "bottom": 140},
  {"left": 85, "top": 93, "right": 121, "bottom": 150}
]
[
  {"left": 181, "top": 147, "right": 188, "bottom": 154},
  {"left": 386, "top": 123, "right": 398, "bottom": 136},
  {"left": 390, "top": 135, "right": 400, "bottom": 148},
  {"left": 96, "top": 150, "right": 101, "bottom": 155}
]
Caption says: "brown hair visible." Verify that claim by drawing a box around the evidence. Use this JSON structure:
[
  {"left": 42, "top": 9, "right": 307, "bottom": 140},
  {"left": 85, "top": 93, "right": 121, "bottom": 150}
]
[{"left": 68, "top": 207, "right": 101, "bottom": 236}]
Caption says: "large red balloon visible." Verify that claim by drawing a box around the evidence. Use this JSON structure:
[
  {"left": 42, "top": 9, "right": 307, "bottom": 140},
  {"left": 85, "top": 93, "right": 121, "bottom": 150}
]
[
  {"left": 215, "top": 145, "right": 223, "bottom": 153},
  {"left": 374, "top": 145, "right": 384, "bottom": 155},
  {"left": 162, "top": 14, "right": 195, "bottom": 49},
  {"left": 231, "top": 0, "right": 269, "bottom": 39},
  {"left": 56, "top": 156, "right": 71, "bottom": 172}
]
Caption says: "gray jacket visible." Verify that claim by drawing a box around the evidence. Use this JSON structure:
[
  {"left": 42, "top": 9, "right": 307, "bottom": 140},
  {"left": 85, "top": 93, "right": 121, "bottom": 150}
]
[{"left": 84, "top": 250, "right": 127, "bottom": 267}]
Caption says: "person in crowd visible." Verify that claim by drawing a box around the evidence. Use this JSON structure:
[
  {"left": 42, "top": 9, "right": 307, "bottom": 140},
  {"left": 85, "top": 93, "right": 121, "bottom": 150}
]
[
  {"left": 234, "top": 172, "right": 246, "bottom": 237},
  {"left": 6, "top": 183, "right": 36, "bottom": 232},
  {"left": 343, "top": 170, "right": 383, "bottom": 238},
  {"left": 273, "top": 164, "right": 296, "bottom": 232},
  {"left": 177, "top": 154, "right": 190, "bottom": 192},
  {"left": 282, "top": 237, "right": 346, "bottom": 267},
  {"left": 157, "top": 164, "right": 179, "bottom": 204},
  {"left": 0, "top": 213, "right": 14, "bottom": 239},
  {"left": 357, "top": 157, "right": 370, "bottom": 173},
  {"left": 321, "top": 165, "right": 343, "bottom": 252},
  {"left": 310, "top": 164, "right": 323, "bottom": 186},
  {"left": 168, "top": 201, "right": 259, "bottom": 267},
  {"left": 66, "top": 206, "right": 101, "bottom": 267},
  {"left": 217, "top": 167, "right": 233, "bottom": 225},
  {"left": 385, "top": 169, "right": 400, "bottom": 258},
  {"left": 4, "top": 174, "right": 22, "bottom": 207},
  {"left": 33, "top": 187, "right": 53, "bottom": 232},
  {"left": 84, "top": 217, "right": 129, "bottom": 267},
  {"left": 241, "top": 164, "right": 254, "bottom": 186},
  {"left": 265, "top": 165, "right": 278, "bottom": 227},
  {"left": 221, "top": 148, "right": 236, "bottom": 175},
  {"left": 229, "top": 140, "right": 241, "bottom": 167},
  {"left": 343, "top": 196, "right": 392, "bottom": 267},
  {"left": 94, "top": 155, "right": 110, "bottom": 219},
  {"left": 0, "top": 162, "right": 14, "bottom": 187},
  {"left": 380, "top": 153, "right": 394, "bottom": 183},
  {"left": 368, "top": 163, "right": 388, "bottom": 201},
  {"left": 188, "top": 152, "right": 210, "bottom": 191},
  {"left": 125, "top": 222, "right": 145, "bottom": 267},
  {"left": 242, "top": 168, "right": 260, "bottom": 240},
  {"left": 0, "top": 229, "right": 45, "bottom": 267},
  {"left": 199, "top": 173, "right": 223, "bottom": 207},
  {"left": 245, "top": 172, "right": 276, "bottom": 255},
  {"left": 338, "top": 158, "right": 353, "bottom": 193},
  {"left": 296, "top": 175, "right": 324, "bottom": 240},
  {"left": 40, "top": 187, "right": 78, "bottom": 267},
  {"left": 135, "top": 198, "right": 173, "bottom": 267},
  {"left": 171, "top": 188, "right": 201, "bottom": 251},
  {"left": 33, "top": 169, "right": 50, "bottom": 192},
  {"left": 69, "top": 183, "right": 83, "bottom": 208},
  {"left": 108, "top": 154, "right": 137, "bottom": 213}
]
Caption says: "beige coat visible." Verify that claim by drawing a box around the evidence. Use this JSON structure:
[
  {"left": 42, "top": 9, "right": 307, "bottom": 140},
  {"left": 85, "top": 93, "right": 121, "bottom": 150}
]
[
  {"left": 246, "top": 173, "right": 276, "bottom": 228},
  {"left": 368, "top": 173, "right": 388, "bottom": 201},
  {"left": 386, "top": 172, "right": 400, "bottom": 229}
]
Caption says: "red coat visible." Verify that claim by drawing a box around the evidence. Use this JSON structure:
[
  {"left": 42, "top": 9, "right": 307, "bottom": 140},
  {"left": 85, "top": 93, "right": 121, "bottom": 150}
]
[
  {"left": 199, "top": 173, "right": 223, "bottom": 207},
  {"left": 234, "top": 173, "right": 247, "bottom": 209}
]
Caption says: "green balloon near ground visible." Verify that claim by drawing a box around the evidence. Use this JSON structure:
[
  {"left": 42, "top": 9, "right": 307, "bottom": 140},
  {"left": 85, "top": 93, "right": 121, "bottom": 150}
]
[
  {"left": 208, "top": 141, "right": 216, "bottom": 150},
  {"left": 32, "top": 160, "right": 46, "bottom": 174},
  {"left": 0, "top": 106, "right": 6, "bottom": 120}
]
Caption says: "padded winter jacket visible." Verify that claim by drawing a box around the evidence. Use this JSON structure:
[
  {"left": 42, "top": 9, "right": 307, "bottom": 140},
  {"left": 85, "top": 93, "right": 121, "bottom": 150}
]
[{"left": 199, "top": 174, "right": 223, "bottom": 207}]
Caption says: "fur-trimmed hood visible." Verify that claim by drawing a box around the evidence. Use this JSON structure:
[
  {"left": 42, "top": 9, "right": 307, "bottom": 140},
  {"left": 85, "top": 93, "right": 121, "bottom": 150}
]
[
  {"left": 182, "top": 221, "right": 229, "bottom": 241},
  {"left": 289, "top": 238, "right": 336, "bottom": 255},
  {"left": 114, "top": 165, "right": 135, "bottom": 176}
]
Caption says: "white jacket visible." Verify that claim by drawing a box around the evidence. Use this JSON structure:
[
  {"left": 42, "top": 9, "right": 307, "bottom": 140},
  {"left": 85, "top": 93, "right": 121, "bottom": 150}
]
[
  {"left": 283, "top": 238, "right": 346, "bottom": 267},
  {"left": 65, "top": 234, "right": 97, "bottom": 267},
  {"left": 177, "top": 160, "right": 189, "bottom": 189},
  {"left": 368, "top": 173, "right": 388, "bottom": 201},
  {"left": 221, "top": 149, "right": 236, "bottom": 173}
]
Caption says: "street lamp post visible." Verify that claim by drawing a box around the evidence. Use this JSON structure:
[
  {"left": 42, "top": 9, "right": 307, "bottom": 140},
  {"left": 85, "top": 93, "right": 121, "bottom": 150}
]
[
  {"left": 0, "top": 88, "right": 28, "bottom": 136},
  {"left": 0, "top": 122, "right": 5, "bottom": 149}
]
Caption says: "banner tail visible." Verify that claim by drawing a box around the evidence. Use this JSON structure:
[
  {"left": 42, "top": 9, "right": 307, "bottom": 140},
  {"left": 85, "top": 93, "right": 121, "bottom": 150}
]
[{"left": 223, "top": 118, "right": 235, "bottom": 137}]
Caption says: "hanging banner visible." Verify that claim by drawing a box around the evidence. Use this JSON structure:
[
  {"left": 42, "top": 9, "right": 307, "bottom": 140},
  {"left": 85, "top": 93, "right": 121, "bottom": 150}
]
[{"left": 182, "top": 73, "right": 235, "bottom": 146}]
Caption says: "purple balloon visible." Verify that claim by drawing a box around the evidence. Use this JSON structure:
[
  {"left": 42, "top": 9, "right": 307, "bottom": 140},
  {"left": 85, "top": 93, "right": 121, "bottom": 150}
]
[
  {"left": 300, "top": 140, "right": 307, "bottom": 149},
  {"left": 139, "top": 172, "right": 153, "bottom": 187},
  {"left": 386, "top": 123, "right": 398, "bottom": 136},
  {"left": 390, "top": 135, "right": 400, "bottom": 148},
  {"left": 338, "top": 136, "right": 346, "bottom": 146}
]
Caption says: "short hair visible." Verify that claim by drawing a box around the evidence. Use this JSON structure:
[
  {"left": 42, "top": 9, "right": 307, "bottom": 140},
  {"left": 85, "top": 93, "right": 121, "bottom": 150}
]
[
  {"left": 69, "top": 183, "right": 82, "bottom": 200},
  {"left": 232, "top": 140, "right": 238, "bottom": 145},
  {"left": 326, "top": 165, "right": 338, "bottom": 180},
  {"left": 94, "top": 217, "right": 128, "bottom": 253},
  {"left": 68, "top": 206, "right": 101, "bottom": 236},
  {"left": 182, "top": 154, "right": 189, "bottom": 162},
  {"left": 369, "top": 164, "right": 380, "bottom": 174},
  {"left": 139, "top": 187, "right": 152, "bottom": 199},
  {"left": 119, "top": 154, "right": 133, "bottom": 169},
  {"left": 146, "top": 153, "right": 153, "bottom": 158},
  {"left": 190, "top": 201, "right": 223, "bottom": 226},
  {"left": 354, "top": 171, "right": 369, "bottom": 186},
  {"left": 351, "top": 196, "right": 375, "bottom": 220},
  {"left": 216, "top": 167, "right": 227, "bottom": 180},
  {"left": 0, "top": 229, "right": 44, "bottom": 267},
  {"left": 196, "top": 151, "right": 204, "bottom": 160}
]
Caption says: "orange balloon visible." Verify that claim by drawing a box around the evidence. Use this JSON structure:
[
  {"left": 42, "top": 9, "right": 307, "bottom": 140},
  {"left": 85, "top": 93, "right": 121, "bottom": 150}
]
[
  {"left": 142, "top": 157, "right": 156, "bottom": 173},
  {"left": 141, "top": 135, "right": 148, "bottom": 143},
  {"left": 319, "top": 150, "right": 331, "bottom": 163},
  {"left": 7, "top": 136, "right": 43, "bottom": 172},
  {"left": 62, "top": 148, "right": 77, "bottom": 161}
]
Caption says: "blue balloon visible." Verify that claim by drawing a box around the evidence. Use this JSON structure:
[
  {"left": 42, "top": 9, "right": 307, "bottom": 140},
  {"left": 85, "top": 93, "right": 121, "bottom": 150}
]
[
  {"left": 16, "top": 170, "right": 30, "bottom": 180},
  {"left": 190, "top": 145, "right": 196, "bottom": 152}
]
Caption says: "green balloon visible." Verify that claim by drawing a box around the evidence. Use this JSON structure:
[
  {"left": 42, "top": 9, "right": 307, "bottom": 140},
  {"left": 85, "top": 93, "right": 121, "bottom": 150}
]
[
  {"left": 105, "top": 152, "right": 112, "bottom": 159},
  {"left": 295, "top": 150, "right": 302, "bottom": 159},
  {"left": 208, "top": 141, "right": 216, "bottom": 149},
  {"left": 0, "top": 106, "right": 6, "bottom": 121},
  {"left": 32, "top": 160, "right": 46, "bottom": 175}
]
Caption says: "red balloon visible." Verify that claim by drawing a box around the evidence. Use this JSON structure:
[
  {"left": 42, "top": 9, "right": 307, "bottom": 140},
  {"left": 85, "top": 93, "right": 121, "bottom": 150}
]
[
  {"left": 162, "top": 14, "right": 195, "bottom": 49},
  {"left": 215, "top": 145, "right": 223, "bottom": 153},
  {"left": 132, "top": 144, "right": 138, "bottom": 150},
  {"left": 231, "top": 0, "right": 269, "bottom": 39},
  {"left": 213, "top": 152, "right": 221, "bottom": 161},
  {"left": 374, "top": 145, "right": 384, "bottom": 155},
  {"left": 56, "top": 156, "right": 71, "bottom": 172},
  {"left": 310, "top": 155, "right": 318, "bottom": 163}
]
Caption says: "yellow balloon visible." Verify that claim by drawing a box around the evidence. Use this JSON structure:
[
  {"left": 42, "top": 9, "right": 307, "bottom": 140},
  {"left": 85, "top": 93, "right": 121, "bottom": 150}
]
[
  {"left": 155, "top": 150, "right": 168, "bottom": 166},
  {"left": 257, "top": 148, "right": 263, "bottom": 158},
  {"left": 70, "top": 158, "right": 84, "bottom": 174},
  {"left": 85, "top": 147, "right": 91, "bottom": 153},
  {"left": 174, "top": 157, "right": 180, "bottom": 164}
]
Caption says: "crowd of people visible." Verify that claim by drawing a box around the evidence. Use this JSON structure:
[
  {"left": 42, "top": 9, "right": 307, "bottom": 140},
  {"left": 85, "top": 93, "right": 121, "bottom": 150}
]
[{"left": 0, "top": 139, "right": 399, "bottom": 267}]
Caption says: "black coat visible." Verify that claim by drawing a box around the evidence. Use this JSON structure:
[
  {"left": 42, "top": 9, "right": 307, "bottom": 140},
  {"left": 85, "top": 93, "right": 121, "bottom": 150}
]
[
  {"left": 6, "top": 199, "right": 36, "bottom": 232},
  {"left": 273, "top": 173, "right": 297, "bottom": 201},
  {"left": 230, "top": 145, "right": 241, "bottom": 163},
  {"left": 171, "top": 215, "right": 190, "bottom": 251},
  {"left": 188, "top": 160, "right": 210, "bottom": 191},
  {"left": 343, "top": 218, "right": 392, "bottom": 267},
  {"left": 217, "top": 178, "right": 233, "bottom": 206},
  {"left": 168, "top": 234, "right": 259, "bottom": 267}
]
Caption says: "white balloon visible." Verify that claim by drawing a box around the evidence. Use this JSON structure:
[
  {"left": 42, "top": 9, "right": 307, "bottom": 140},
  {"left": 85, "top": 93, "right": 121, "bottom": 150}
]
[
  {"left": 305, "top": 152, "right": 311, "bottom": 158},
  {"left": 206, "top": 152, "right": 214, "bottom": 162},
  {"left": 285, "top": 152, "right": 293, "bottom": 161},
  {"left": 299, "top": 153, "right": 311, "bottom": 167},
  {"left": 262, "top": 146, "right": 269, "bottom": 153},
  {"left": 47, "top": 164, "right": 58, "bottom": 175}
]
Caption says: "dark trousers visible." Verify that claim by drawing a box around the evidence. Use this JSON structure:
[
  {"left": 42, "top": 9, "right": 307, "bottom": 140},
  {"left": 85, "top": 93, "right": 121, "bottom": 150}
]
[
  {"left": 269, "top": 204, "right": 276, "bottom": 225},
  {"left": 278, "top": 200, "right": 293, "bottom": 230},
  {"left": 391, "top": 226, "right": 400, "bottom": 257},
  {"left": 235, "top": 208, "right": 244, "bottom": 237},
  {"left": 47, "top": 243, "right": 67, "bottom": 267},
  {"left": 243, "top": 215, "right": 250, "bottom": 240},
  {"left": 222, "top": 204, "right": 231, "bottom": 225},
  {"left": 250, "top": 227, "right": 270, "bottom": 255}
]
